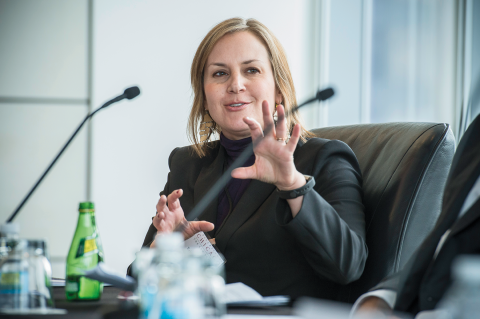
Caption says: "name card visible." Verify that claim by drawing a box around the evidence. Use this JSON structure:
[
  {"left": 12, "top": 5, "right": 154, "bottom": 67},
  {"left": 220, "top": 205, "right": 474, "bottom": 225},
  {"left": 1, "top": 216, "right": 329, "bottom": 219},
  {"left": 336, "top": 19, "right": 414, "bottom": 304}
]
[{"left": 184, "top": 232, "right": 225, "bottom": 267}]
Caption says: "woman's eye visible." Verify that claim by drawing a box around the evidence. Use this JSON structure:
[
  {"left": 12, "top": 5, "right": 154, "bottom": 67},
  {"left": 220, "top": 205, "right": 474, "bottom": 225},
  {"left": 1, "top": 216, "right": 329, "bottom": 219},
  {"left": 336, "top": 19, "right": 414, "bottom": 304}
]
[
  {"left": 247, "top": 68, "right": 260, "bottom": 74},
  {"left": 213, "top": 71, "right": 226, "bottom": 77}
]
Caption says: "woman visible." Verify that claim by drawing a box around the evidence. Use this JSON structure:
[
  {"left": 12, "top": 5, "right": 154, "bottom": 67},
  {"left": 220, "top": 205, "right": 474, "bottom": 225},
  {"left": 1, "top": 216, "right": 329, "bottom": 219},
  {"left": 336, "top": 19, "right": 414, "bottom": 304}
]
[{"left": 135, "top": 18, "right": 367, "bottom": 300}]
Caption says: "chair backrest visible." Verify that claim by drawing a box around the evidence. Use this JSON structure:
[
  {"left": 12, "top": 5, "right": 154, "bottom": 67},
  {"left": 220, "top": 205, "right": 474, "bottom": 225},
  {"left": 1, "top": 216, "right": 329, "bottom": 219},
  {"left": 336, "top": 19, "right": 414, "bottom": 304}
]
[{"left": 311, "top": 122, "right": 455, "bottom": 302}]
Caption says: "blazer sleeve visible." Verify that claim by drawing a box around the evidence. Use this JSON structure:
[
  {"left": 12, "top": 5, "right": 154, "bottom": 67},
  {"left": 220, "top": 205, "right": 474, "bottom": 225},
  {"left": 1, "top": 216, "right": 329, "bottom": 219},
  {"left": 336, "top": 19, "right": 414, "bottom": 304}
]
[
  {"left": 370, "top": 271, "right": 401, "bottom": 292},
  {"left": 367, "top": 240, "right": 427, "bottom": 307},
  {"left": 276, "top": 139, "right": 368, "bottom": 285}
]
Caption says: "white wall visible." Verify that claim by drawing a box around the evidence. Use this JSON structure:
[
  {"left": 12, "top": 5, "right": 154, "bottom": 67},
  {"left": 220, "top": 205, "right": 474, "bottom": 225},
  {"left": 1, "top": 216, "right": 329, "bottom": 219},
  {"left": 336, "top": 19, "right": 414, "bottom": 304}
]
[
  {"left": 319, "top": 0, "right": 364, "bottom": 127},
  {"left": 91, "top": 0, "right": 312, "bottom": 274},
  {"left": 0, "top": 0, "right": 89, "bottom": 278},
  {"left": 0, "top": 1, "right": 88, "bottom": 99}
]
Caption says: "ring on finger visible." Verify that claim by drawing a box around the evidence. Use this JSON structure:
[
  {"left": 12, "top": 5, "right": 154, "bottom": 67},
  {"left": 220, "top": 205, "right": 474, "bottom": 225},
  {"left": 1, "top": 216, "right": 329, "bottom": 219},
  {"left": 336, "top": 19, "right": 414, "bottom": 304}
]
[{"left": 276, "top": 137, "right": 286, "bottom": 142}]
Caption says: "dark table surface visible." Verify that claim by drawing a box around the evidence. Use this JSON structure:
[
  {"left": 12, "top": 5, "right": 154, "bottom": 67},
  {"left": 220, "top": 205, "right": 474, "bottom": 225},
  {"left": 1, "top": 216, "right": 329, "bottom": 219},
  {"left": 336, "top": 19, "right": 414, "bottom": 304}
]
[{"left": 0, "top": 286, "right": 293, "bottom": 319}]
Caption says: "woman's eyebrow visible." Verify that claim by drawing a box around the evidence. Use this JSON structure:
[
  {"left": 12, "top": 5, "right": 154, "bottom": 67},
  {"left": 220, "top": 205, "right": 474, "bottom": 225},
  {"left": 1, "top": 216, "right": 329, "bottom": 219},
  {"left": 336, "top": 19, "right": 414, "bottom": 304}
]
[
  {"left": 210, "top": 62, "right": 227, "bottom": 67},
  {"left": 208, "top": 59, "right": 260, "bottom": 68}
]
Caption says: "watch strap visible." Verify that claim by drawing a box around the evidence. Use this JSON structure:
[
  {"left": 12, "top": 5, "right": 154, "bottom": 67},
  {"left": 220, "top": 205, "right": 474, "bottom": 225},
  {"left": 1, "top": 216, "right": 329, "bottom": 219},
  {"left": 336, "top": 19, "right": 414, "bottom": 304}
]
[{"left": 276, "top": 175, "right": 315, "bottom": 199}]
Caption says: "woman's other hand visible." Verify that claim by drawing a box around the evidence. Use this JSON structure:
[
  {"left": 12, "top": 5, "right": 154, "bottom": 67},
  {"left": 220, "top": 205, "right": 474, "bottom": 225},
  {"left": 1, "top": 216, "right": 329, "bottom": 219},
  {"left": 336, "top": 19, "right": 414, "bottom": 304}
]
[
  {"left": 154, "top": 189, "right": 186, "bottom": 233},
  {"left": 153, "top": 189, "right": 214, "bottom": 242}
]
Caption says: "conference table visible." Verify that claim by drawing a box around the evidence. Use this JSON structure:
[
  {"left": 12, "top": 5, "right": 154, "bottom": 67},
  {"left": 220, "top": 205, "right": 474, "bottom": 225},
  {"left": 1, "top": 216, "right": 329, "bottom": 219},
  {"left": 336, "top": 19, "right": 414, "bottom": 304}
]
[{"left": 2, "top": 286, "right": 294, "bottom": 319}]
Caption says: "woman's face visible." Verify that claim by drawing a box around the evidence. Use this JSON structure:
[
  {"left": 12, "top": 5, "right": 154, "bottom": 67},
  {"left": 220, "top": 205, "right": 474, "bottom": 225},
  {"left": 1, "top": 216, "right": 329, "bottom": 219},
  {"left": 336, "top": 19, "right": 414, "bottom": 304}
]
[{"left": 203, "top": 31, "right": 282, "bottom": 140}]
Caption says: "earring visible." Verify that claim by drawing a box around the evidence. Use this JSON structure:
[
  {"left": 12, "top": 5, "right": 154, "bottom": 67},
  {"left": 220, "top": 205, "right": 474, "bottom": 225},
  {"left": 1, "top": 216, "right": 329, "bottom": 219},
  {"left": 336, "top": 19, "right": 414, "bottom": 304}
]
[
  {"left": 273, "top": 103, "right": 279, "bottom": 125},
  {"left": 200, "top": 111, "right": 214, "bottom": 142}
]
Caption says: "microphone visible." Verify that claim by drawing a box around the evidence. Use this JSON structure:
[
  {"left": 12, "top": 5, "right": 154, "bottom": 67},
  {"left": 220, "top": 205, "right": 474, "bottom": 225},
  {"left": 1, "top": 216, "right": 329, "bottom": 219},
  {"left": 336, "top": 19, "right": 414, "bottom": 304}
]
[
  {"left": 317, "top": 87, "right": 335, "bottom": 101},
  {"left": 6, "top": 86, "right": 141, "bottom": 223},
  {"left": 96, "top": 86, "right": 141, "bottom": 111},
  {"left": 124, "top": 86, "right": 141, "bottom": 100},
  {"left": 179, "top": 87, "right": 335, "bottom": 229},
  {"left": 290, "top": 88, "right": 335, "bottom": 113}
]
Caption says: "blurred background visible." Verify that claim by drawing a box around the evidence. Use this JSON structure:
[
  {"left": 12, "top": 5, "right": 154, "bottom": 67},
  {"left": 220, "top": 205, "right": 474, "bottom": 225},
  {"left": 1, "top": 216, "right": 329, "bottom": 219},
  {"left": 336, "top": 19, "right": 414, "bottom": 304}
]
[{"left": 0, "top": 0, "right": 479, "bottom": 278}]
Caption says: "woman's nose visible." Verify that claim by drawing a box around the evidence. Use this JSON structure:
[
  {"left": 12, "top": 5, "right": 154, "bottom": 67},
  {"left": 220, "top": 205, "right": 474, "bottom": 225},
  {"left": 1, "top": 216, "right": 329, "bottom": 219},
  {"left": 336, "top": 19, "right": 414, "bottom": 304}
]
[{"left": 227, "top": 72, "right": 246, "bottom": 93}]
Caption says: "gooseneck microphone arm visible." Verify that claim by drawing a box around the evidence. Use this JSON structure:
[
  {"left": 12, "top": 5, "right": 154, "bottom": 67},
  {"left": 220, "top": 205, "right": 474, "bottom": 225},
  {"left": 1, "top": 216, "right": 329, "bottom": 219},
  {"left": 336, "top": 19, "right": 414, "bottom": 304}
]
[
  {"left": 179, "top": 87, "right": 335, "bottom": 228},
  {"left": 6, "top": 86, "right": 141, "bottom": 223}
]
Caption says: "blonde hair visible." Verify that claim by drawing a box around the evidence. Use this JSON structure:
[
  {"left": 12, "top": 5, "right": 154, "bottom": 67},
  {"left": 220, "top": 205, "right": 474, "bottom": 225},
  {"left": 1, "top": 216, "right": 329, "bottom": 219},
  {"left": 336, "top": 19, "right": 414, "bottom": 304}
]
[{"left": 188, "top": 17, "right": 315, "bottom": 157}]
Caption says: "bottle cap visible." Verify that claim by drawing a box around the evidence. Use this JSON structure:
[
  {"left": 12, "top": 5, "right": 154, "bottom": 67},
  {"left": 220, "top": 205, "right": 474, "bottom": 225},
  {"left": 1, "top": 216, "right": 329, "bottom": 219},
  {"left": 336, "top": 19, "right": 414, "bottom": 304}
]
[
  {"left": 0, "top": 223, "right": 20, "bottom": 235},
  {"left": 155, "top": 232, "right": 183, "bottom": 251},
  {"left": 79, "top": 202, "right": 95, "bottom": 211},
  {"left": 26, "top": 239, "right": 47, "bottom": 255}
]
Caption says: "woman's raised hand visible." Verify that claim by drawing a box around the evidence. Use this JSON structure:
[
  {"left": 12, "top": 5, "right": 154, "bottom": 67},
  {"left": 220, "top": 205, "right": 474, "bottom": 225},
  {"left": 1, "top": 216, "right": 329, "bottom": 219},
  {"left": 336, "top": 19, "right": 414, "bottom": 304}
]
[
  {"left": 231, "top": 101, "right": 305, "bottom": 191},
  {"left": 153, "top": 189, "right": 214, "bottom": 240}
]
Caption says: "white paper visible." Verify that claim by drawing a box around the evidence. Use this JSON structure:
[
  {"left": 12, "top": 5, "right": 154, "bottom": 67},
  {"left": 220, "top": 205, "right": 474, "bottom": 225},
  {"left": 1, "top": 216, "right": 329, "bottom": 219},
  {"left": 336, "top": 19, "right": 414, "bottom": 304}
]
[
  {"left": 223, "top": 282, "right": 264, "bottom": 304},
  {"left": 184, "top": 232, "right": 225, "bottom": 267},
  {"left": 223, "top": 282, "right": 290, "bottom": 306}
]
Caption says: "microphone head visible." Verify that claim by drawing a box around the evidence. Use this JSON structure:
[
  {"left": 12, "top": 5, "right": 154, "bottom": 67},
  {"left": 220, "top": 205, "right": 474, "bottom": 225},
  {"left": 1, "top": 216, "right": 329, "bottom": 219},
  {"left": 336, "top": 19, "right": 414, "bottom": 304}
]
[
  {"left": 316, "top": 88, "right": 335, "bottom": 101},
  {"left": 124, "top": 86, "right": 140, "bottom": 100}
]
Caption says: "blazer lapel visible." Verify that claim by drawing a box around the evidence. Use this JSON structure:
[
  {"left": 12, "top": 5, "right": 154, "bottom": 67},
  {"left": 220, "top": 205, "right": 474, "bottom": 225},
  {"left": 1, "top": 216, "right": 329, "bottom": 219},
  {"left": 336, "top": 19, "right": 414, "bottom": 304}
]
[
  {"left": 194, "top": 144, "right": 226, "bottom": 230},
  {"left": 447, "top": 197, "right": 480, "bottom": 238},
  {"left": 430, "top": 116, "right": 480, "bottom": 236},
  {"left": 215, "top": 179, "right": 276, "bottom": 253},
  {"left": 214, "top": 140, "right": 306, "bottom": 252}
]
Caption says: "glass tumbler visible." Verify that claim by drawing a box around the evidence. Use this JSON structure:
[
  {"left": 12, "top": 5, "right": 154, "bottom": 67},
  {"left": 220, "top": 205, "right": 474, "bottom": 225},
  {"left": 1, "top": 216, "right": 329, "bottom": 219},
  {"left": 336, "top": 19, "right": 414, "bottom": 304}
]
[{"left": 0, "top": 239, "right": 59, "bottom": 314}]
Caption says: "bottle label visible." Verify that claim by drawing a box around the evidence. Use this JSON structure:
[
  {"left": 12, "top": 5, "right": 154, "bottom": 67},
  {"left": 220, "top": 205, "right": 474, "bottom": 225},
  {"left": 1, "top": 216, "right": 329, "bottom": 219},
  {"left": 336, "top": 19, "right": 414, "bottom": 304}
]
[
  {"left": 65, "top": 281, "right": 79, "bottom": 293},
  {"left": 0, "top": 271, "right": 29, "bottom": 294},
  {"left": 76, "top": 235, "right": 99, "bottom": 258}
]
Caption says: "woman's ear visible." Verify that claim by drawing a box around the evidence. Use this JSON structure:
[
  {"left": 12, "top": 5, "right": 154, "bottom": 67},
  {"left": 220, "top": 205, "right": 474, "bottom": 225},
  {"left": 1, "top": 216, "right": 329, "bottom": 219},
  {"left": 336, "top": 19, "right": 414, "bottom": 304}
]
[{"left": 275, "top": 88, "right": 283, "bottom": 105}]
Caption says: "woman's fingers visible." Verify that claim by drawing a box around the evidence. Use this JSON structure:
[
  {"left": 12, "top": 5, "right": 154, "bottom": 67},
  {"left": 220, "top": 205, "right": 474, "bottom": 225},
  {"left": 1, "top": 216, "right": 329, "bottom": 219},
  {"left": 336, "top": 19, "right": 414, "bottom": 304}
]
[
  {"left": 286, "top": 123, "right": 301, "bottom": 153},
  {"left": 231, "top": 165, "right": 257, "bottom": 180},
  {"left": 243, "top": 116, "right": 264, "bottom": 141},
  {"left": 167, "top": 189, "right": 183, "bottom": 210},
  {"left": 262, "top": 100, "right": 275, "bottom": 137},
  {"left": 275, "top": 104, "right": 287, "bottom": 140},
  {"left": 156, "top": 195, "right": 167, "bottom": 215},
  {"left": 183, "top": 221, "right": 215, "bottom": 240},
  {"left": 190, "top": 221, "right": 215, "bottom": 233},
  {"left": 153, "top": 195, "right": 168, "bottom": 231},
  {"left": 153, "top": 191, "right": 185, "bottom": 233}
]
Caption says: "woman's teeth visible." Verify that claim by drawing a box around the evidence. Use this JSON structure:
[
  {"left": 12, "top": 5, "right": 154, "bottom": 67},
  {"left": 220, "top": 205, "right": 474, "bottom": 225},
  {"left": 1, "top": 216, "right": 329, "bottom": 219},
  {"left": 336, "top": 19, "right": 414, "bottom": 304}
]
[{"left": 230, "top": 103, "right": 244, "bottom": 107}]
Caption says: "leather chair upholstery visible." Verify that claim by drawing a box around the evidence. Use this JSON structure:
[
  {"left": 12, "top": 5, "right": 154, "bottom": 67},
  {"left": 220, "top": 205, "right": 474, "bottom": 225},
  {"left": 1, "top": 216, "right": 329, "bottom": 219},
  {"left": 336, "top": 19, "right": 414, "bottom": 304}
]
[{"left": 311, "top": 122, "right": 455, "bottom": 302}]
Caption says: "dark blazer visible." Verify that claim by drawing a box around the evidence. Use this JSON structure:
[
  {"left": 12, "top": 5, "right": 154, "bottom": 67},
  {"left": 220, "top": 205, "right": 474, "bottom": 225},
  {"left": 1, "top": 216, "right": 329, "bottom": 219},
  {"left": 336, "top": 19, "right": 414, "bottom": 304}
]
[
  {"left": 373, "top": 113, "right": 480, "bottom": 315},
  {"left": 137, "top": 138, "right": 368, "bottom": 300}
]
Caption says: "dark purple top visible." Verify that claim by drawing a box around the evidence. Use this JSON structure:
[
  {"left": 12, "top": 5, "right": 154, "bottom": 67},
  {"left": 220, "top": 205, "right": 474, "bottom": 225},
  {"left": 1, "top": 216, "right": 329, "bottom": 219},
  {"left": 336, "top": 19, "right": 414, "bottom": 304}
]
[{"left": 216, "top": 133, "right": 256, "bottom": 230}]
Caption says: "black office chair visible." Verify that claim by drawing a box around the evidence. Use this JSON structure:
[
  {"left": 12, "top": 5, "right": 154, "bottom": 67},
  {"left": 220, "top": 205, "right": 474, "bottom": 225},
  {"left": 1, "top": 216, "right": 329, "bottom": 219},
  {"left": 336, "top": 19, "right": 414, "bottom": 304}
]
[{"left": 311, "top": 122, "right": 455, "bottom": 303}]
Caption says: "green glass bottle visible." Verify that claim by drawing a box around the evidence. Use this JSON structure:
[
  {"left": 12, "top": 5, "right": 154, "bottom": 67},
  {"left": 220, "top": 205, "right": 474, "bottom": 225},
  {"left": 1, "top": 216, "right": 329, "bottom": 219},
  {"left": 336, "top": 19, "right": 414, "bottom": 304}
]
[{"left": 65, "top": 202, "right": 104, "bottom": 301}]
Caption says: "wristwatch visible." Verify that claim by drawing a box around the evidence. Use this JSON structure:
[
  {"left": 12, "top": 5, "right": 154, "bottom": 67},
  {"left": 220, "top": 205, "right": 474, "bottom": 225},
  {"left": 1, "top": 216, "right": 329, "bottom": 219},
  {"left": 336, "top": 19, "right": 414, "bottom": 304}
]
[{"left": 276, "top": 175, "right": 315, "bottom": 199}]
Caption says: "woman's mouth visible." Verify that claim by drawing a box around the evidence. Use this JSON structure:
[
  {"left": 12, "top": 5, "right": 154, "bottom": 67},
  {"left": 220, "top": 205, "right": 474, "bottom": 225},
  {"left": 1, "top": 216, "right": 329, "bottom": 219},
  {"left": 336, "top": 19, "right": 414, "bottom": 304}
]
[{"left": 225, "top": 102, "right": 250, "bottom": 111}]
